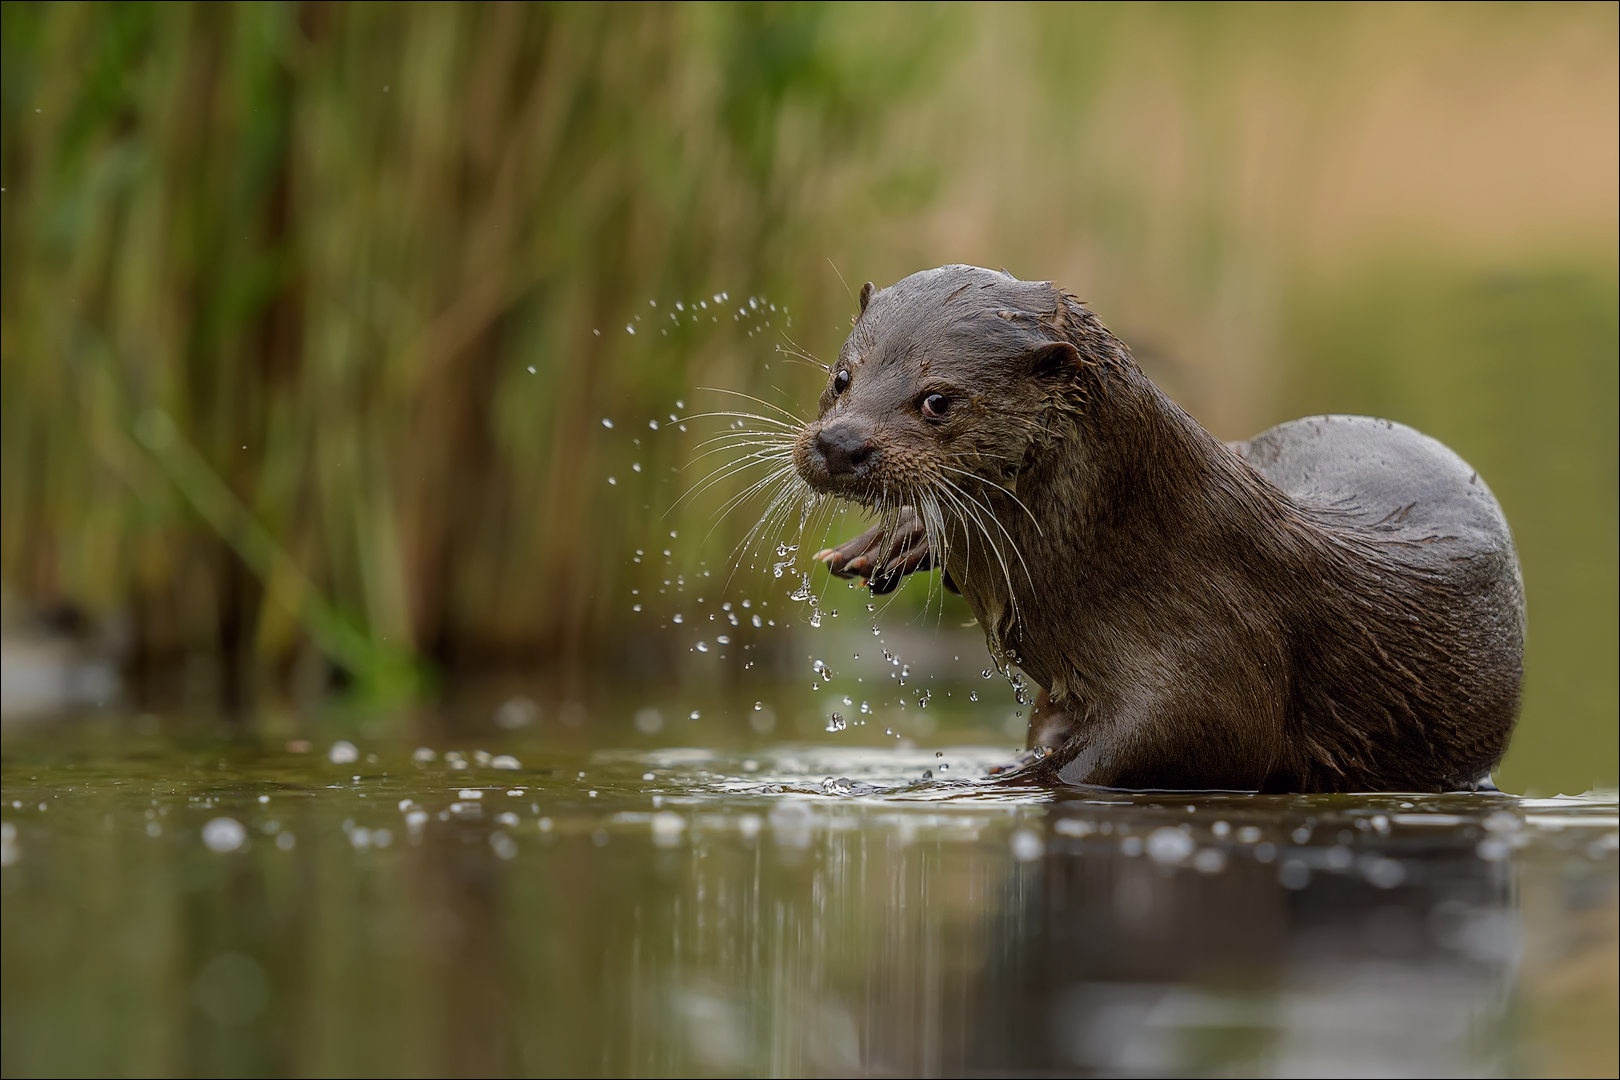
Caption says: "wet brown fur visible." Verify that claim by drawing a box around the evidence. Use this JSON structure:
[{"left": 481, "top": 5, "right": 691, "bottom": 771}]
[{"left": 794, "top": 265, "right": 1523, "bottom": 793}]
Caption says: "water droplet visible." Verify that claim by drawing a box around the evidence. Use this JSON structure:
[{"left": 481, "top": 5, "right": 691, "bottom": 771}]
[
  {"left": 648, "top": 419, "right": 658, "bottom": 430},
  {"left": 328, "top": 741, "right": 359, "bottom": 765},
  {"left": 626, "top": 324, "right": 636, "bottom": 335},
  {"left": 1146, "top": 827, "right": 1197, "bottom": 865},
  {"left": 672, "top": 614, "right": 683, "bottom": 624},
  {"left": 754, "top": 701, "right": 764, "bottom": 711},
  {"left": 751, "top": 614, "right": 762, "bottom": 627},
  {"left": 689, "top": 710, "right": 701, "bottom": 720},
  {"left": 695, "top": 641, "right": 709, "bottom": 653},
  {"left": 526, "top": 365, "right": 536, "bottom": 374},
  {"left": 809, "top": 611, "right": 822, "bottom": 627},
  {"left": 602, "top": 418, "right": 614, "bottom": 428},
  {"left": 860, "top": 701, "right": 870, "bottom": 714},
  {"left": 651, "top": 811, "right": 685, "bottom": 848},
  {"left": 982, "top": 669, "right": 993, "bottom": 679},
  {"left": 969, "top": 691, "right": 978, "bottom": 702},
  {"left": 632, "top": 462, "right": 641, "bottom": 472},
  {"left": 632, "top": 604, "right": 642, "bottom": 612},
  {"left": 202, "top": 818, "right": 247, "bottom": 854},
  {"left": 826, "top": 713, "right": 846, "bottom": 732},
  {"left": 716, "top": 635, "right": 730, "bottom": 645},
  {"left": 1364, "top": 857, "right": 1406, "bottom": 888},
  {"left": 1010, "top": 829, "right": 1044, "bottom": 862}
]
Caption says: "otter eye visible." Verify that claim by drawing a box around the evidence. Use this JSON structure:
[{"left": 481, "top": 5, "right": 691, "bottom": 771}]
[
  {"left": 832, "top": 369, "right": 851, "bottom": 395},
  {"left": 921, "top": 393, "right": 950, "bottom": 418}
]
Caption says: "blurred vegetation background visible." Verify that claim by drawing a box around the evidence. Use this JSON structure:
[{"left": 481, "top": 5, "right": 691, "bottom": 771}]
[{"left": 1, "top": 2, "right": 1614, "bottom": 792}]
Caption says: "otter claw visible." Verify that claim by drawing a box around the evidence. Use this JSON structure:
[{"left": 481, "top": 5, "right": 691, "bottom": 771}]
[
  {"left": 815, "top": 545, "right": 872, "bottom": 580},
  {"left": 818, "top": 508, "right": 935, "bottom": 593}
]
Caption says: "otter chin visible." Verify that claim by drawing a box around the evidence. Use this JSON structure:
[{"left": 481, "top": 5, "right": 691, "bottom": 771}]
[{"left": 792, "top": 264, "right": 1523, "bottom": 793}]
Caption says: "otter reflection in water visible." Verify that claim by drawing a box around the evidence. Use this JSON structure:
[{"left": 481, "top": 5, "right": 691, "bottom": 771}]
[{"left": 777, "top": 265, "right": 1522, "bottom": 793}]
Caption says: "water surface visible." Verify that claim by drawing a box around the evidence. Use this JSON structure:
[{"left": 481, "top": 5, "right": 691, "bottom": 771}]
[{"left": 2, "top": 721, "right": 1615, "bottom": 1077}]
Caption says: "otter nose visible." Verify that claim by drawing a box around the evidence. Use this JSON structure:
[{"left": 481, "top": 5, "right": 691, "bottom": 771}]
[{"left": 816, "top": 422, "right": 875, "bottom": 475}]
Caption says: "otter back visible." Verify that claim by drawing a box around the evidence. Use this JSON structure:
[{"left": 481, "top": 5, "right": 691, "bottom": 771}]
[{"left": 1237, "top": 414, "right": 1518, "bottom": 568}]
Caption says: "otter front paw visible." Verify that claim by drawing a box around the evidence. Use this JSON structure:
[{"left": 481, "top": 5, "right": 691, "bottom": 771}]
[
  {"left": 987, "top": 747, "right": 1047, "bottom": 776},
  {"left": 814, "top": 507, "right": 931, "bottom": 594},
  {"left": 1028, "top": 689, "right": 1077, "bottom": 750}
]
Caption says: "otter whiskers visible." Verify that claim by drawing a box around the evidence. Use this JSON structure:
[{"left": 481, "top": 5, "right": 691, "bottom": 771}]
[{"left": 678, "top": 394, "right": 1039, "bottom": 632}]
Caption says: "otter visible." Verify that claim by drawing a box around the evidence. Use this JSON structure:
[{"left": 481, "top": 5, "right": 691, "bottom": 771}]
[{"left": 792, "top": 265, "right": 1523, "bottom": 792}]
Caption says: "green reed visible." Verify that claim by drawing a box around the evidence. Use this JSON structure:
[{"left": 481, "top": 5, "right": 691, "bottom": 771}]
[{"left": 0, "top": 2, "right": 954, "bottom": 700}]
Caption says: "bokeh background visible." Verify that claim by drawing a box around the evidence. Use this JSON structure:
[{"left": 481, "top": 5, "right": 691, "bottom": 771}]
[{"left": 1, "top": 2, "right": 1614, "bottom": 792}]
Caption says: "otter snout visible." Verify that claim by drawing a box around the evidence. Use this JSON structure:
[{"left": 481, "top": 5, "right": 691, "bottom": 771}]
[
  {"left": 816, "top": 421, "right": 875, "bottom": 475},
  {"left": 796, "top": 418, "right": 880, "bottom": 492}
]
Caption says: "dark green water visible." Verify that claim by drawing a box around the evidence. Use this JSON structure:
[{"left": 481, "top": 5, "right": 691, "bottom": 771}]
[{"left": 2, "top": 719, "right": 1615, "bottom": 1078}]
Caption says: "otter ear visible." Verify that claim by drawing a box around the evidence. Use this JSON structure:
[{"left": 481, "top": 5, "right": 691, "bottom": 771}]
[
  {"left": 1029, "top": 340, "right": 1082, "bottom": 381},
  {"left": 858, "top": 282, "right": 875, "bottom": 316}
]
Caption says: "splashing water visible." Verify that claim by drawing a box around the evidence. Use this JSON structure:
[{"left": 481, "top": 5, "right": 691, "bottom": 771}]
[{"left": 789, "top": 574, "right": 814, "bottom": 603}]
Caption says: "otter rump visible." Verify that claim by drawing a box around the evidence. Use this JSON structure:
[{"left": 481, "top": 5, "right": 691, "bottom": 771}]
[{"left": 795, "top": 265, "right": 1523, "bottom": 793}]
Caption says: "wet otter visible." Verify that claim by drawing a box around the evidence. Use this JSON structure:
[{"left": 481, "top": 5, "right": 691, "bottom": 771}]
[{"left": 794, "top": 265, "right": 1523, "bottom": 792}]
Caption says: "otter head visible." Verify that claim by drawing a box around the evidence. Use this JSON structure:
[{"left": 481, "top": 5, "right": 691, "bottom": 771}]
[{"left": 793, "top": 265, "right": 1096, "bottom": 512}]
